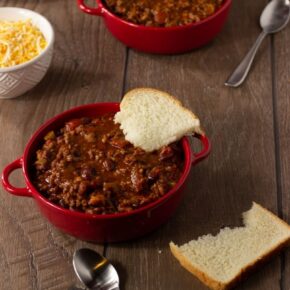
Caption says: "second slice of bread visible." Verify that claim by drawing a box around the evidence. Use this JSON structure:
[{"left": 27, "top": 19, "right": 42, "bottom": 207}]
[
  {"left": 114, "top": 88, "right": 202, "bottom": 152},
  {"left": 170, "top": 202, "right": 290, "bottom": 290}
]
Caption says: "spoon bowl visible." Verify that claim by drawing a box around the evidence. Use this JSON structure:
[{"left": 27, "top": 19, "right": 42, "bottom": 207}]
[
  {"left": 260, "top": 0, "right": 290, "bottom": 32},
  {"left": 225, "top": 0, "right": 290, "bottom": 87},
  {"left": 73, "top": 248, "right": 119, "bottom": 290}
]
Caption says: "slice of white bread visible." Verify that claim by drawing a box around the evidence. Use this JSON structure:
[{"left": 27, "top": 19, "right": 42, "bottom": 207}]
[
  {"left": 170, "top": 202, "right": 290, "bottom": 290},
  {"left": 114, "top": 88, "right": 202, "bottom": 152}
]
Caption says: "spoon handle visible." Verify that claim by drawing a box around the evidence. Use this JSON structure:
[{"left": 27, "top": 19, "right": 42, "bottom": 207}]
[{"left": 225, "top": 30, "right": 267, "bottom": 87}]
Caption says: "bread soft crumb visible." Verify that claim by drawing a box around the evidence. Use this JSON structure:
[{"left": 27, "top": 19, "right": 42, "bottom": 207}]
[
  {"left": 170, "top": 202, "right": 290, "bottom": 290},
  {"left": 115, "top": 88, "right": 202, "bottom": 152}
]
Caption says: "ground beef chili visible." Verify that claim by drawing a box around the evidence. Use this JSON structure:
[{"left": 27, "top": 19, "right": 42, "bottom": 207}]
[
  {"left": 104, "top": 0, "right": 224, "bottom": 27},
  {"left": 33, "top": 113, "right": 184, "bottom": 214}
]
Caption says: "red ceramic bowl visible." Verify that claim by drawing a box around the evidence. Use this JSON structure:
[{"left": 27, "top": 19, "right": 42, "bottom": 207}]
[
  {"left": 77, "top": 0, "right": 232, "bottom": 54},
  {"left": 2, "top": 103, "right": 210, "bottom": 242}
]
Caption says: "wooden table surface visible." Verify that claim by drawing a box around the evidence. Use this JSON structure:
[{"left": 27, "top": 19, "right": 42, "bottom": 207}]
[{"left": 1, "top": 0, "right": 290, "bottom": 289}]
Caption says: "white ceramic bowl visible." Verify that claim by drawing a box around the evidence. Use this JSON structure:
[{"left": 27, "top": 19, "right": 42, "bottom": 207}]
[{"left": 0, "top": 7, "right": 54, "bottom": 99}]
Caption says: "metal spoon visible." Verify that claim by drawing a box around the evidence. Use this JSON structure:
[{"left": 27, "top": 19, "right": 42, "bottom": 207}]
[
  {"left": 73, "top": 248, "right": 120, "bottom": 290},
  {"left": 225, "top": 0, "right": 290, "bottom": 87}
]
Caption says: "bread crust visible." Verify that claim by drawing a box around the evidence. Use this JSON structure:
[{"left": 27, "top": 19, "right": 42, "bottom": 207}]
[
  {"left": 169, "top": 203, "right": 290, "bottom": 290},
  {"left": 252, "top": 202, "right": 290, "bottom": 233},
  {"left": 169, "top": 242, "right": 227, "bottom": 290},
  {"left": 170, "top": 238, "right": 290, "bottom": 290}
]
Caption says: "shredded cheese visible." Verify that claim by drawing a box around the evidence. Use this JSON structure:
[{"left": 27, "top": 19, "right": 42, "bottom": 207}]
[{"left": 0, "top": 19, "right": 47, "bottom": 68}]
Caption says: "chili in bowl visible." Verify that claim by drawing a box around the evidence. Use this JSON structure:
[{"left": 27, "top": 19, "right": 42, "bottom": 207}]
[
  {"left": 33, "top": 113, "right": 184, "bottom": 215},
  {"left": 2, "top": 103, "right": 210, "bottom": 242},
  {"left": 77, "top": 0, "right": 232, "bottom": 54}
]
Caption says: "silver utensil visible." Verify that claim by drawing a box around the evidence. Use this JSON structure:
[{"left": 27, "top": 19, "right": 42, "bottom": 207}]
[
  {"left": 225, "top": 0, "right": 290, "bottom": 87},
  {"left": 73, "top": 248, "right": 120, "bottom": 290}
]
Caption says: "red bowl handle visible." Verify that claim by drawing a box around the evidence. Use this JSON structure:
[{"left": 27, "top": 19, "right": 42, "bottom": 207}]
[
  {"left": 191, "top": 134, "right": 211, "bottom": 165},
  {"left": 2, "top": 158, "right": 32, "bottom": 197},
  {"left": 77, "top": 0, "right": 104, "bottom": 16}
]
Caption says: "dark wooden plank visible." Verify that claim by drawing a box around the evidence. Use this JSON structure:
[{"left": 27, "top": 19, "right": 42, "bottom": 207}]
[
  {"left": 106, "top": 0, "right": 282, "bottom": 289},
  {"left": 0, "top": 0, "right": 126, "bottom": 289},
  {"left": 273, "top": 22, "right": 290, "bottom": 290}
]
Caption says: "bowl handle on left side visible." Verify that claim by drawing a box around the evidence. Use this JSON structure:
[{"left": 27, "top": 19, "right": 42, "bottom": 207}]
[
  {"left": 191, "top": 134, "right": 211, "bottom": 165},
  {"left": 2, "top": 158, "right": 32, "bottom": 197},
  {"left": 77, "top": 0, "right": 104, "bottom": 16}
]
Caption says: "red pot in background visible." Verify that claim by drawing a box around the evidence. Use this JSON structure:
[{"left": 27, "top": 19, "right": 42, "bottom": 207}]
[
  {"left": 2, "top": 103, "right": 210, "bottom": 242},
  {"left": 77, "top": 0, "right": 232, "bottom": 54}
]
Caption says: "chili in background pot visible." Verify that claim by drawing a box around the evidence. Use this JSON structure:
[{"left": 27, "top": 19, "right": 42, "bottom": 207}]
[
  {"left": 103, "top": 0, "right": 225, "bottom": 27},
  {"left": 77, "top": 0, "right": 232, "bottom": 54}
]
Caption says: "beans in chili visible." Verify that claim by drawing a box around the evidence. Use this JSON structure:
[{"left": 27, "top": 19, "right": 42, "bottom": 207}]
[{"left": 33, "top": 114, "right": 184, "bottom": 214}]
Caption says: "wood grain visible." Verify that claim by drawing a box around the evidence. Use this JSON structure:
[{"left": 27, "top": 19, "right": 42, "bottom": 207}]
[
  {"left": 0, "top": 0, "right": 125, "bottom": 289},
  {"left": 106, "top": 0, "right": 284, "bottom": 289},
  {"left": 0, "top": 0, "right": 289, "bottom": 290},
  {"left": 273, "top": 19, "right": 290, "bottom": 290}
]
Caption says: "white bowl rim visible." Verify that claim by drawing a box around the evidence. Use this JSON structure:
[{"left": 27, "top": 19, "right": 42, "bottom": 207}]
[{"left": 0, "top": 7, "right": 55, "bottom": 73}]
